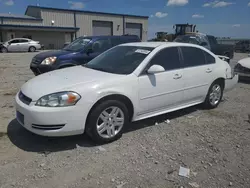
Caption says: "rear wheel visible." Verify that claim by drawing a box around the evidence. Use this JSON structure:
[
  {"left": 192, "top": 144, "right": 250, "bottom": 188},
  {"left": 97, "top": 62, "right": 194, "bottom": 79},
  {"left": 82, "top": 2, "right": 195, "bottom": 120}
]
[
  {"left": 86, "top": 100, "right": 129, "bottom": 143},
  {"left": 203, "top": 81, "right": 223, "bottom": 109},
  {"left": 29, "top": 46, "right": 36, "bottom": 52}
]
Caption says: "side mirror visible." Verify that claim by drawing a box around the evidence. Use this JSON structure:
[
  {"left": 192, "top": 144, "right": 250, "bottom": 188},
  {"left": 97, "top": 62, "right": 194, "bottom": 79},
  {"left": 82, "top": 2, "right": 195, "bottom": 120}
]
[
  {"left": 86, "top": 48, "right": 93, "bottom": 55},
  {"left": 147, "top": 65, "right": 165, "bottom": 74},
  {"left": 201, "top": 42, "right": 208, "bottom": 46}
]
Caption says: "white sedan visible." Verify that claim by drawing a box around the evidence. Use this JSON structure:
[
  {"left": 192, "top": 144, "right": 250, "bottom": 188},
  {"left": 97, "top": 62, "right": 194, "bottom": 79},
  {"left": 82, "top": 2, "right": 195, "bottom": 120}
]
[{"left": 15, "top": 42, "right": 238, "bottom": 143}]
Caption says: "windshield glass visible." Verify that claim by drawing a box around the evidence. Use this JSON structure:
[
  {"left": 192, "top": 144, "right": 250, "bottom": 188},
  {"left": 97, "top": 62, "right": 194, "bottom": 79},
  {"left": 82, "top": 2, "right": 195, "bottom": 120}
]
[
  {"left": 84, "top": 46, "right": 154, "bottom": 75},
  {"left": 63, "top": 37, "right": 91, "bottom": 51}
]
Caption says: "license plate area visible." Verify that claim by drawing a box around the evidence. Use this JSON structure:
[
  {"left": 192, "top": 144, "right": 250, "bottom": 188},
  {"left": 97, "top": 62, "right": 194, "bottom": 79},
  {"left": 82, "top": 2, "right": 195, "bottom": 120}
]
[{"left": 16, "top": 111, "right": 24, "bottom": 125}]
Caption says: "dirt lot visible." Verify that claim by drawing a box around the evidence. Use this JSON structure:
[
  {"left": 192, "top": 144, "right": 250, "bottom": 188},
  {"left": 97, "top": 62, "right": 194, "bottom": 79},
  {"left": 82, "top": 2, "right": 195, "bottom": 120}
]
[{"left": 0, "top": 52, "right": 250, "bottom": 188}]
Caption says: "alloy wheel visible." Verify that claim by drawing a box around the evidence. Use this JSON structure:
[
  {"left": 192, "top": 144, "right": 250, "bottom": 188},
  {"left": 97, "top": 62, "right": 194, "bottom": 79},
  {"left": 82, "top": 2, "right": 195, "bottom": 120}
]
[
  {"left": 96, "top": 106, "right": 124, "bottom": 139},
  {"left": 209, "top": 84, "right": 222, "bottom": 106}
]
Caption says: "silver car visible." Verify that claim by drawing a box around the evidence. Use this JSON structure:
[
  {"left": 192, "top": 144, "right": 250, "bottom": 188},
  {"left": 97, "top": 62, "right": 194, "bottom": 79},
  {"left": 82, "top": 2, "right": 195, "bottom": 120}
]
[{"left": 1, "top": 38, "right": 41, "bottom": 53}]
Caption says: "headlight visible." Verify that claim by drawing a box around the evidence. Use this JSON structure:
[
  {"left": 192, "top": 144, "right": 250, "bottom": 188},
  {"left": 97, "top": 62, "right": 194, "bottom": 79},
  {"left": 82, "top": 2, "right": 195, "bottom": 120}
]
[
  {"left": 36, "top": 91, "right": 81, "bottom": 107},
  {"left": 41, "top": 57, "right": 57, "bottom": 65}
]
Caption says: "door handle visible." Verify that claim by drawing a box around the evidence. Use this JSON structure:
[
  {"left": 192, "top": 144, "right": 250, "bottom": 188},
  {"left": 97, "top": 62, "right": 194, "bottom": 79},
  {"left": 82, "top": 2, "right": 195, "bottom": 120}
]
[
  {"left": 206, "top": 68, "right": 212, "bottom": 73},
  {"left": 173, "top": 74, "right": 182, "bottom": 79}
]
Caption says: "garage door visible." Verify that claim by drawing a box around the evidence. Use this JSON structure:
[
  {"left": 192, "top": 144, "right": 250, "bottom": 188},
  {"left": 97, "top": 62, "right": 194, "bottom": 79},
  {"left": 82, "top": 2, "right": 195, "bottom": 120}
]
[
  {"left": 125, "top": 23, "right": 142, "bottom": 39},
  {"left": 92, "top": 21, "right": 113, "bottom": 36}
]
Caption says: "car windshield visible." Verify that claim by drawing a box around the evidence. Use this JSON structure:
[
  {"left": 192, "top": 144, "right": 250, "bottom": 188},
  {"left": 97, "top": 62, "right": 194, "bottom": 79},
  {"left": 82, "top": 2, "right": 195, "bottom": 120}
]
[
  {"left": 63, "top": 37, "right": 91, "bottom": 51},
  {"left": 84, "top": 46, "right": 154, "bottom": 75}
]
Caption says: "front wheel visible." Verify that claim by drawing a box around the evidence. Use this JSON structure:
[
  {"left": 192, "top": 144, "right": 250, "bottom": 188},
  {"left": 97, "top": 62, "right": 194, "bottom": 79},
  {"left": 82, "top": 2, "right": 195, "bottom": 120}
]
[
  {"left": 1, "top": 47, "right": 8, "bottom": 53},
  {"left": 86, "top": 100, "right": 129, "bottom": 143},
  {"left": 203, "top": 81, "right": 223, "bottom": 109}
]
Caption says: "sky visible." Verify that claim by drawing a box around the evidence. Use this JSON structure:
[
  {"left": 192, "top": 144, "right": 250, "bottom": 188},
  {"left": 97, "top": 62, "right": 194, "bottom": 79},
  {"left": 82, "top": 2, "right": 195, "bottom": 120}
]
[{"left": 0, "top": 0, "right": 250, "bottom": 39}]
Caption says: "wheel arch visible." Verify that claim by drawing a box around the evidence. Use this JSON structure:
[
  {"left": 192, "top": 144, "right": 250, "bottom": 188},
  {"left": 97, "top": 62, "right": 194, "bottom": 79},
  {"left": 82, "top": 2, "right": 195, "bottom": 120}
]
[
  {"left": 213, "top": 77, "right": 225, "bottom": 90},
  {"left": 86, "top": 94, "right": 135, "bottom": 124}
]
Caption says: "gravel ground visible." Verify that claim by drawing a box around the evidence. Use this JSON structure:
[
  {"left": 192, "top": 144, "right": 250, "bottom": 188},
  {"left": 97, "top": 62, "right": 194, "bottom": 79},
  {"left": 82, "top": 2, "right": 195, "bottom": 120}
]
[{"left": 0, "top": 52, "right": 250, "bottom": 188}]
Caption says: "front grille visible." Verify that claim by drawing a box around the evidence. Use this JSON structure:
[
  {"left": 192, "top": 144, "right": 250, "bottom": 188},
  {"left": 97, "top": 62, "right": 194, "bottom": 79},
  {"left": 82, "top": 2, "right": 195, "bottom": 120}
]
[
  {"left": 32, "top": 124, "right": 65, "bottom": 130},
  {"left": 19, "top": 91, "right": 32, "bottom": 105}
]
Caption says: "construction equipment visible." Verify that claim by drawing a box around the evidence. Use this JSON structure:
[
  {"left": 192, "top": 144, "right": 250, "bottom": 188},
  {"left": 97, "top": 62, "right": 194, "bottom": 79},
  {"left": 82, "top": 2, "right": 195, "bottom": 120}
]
[
  {"left": 149, "top": 23, "right": 197, "bottom": 42},
  {"left": 174, "top": 23, "right": 196, "bottom": 37}
]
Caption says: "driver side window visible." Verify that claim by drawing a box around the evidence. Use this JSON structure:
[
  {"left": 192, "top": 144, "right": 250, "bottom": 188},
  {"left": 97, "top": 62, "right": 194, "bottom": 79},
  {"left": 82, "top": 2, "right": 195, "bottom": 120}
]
[
  {"left": 9, "top": 40, "right": 19, "bottom": 44},
  {"left": 91, "top": 39, "right": 112, "bottom": 53}
]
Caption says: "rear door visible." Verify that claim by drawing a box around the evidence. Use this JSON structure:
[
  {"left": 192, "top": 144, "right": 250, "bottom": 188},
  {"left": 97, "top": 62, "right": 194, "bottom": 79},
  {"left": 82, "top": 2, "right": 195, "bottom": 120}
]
[
  {"left": 180, "top": 46, "right": 216, "bottom": 104},
  {"left": 18, "top": 39, "right": 29, "bottom": 51}
]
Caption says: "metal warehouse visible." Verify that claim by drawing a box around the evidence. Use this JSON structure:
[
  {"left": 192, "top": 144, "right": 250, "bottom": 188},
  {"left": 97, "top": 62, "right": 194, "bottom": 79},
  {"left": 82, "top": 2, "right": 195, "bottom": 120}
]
[{"left": 0, "top": 6, "right": 149, "bottom": 49}]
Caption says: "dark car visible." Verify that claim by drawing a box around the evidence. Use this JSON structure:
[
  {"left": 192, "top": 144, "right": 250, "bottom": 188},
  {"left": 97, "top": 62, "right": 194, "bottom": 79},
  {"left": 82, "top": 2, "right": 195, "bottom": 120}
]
[
  {"left": 30, "top": 35, "right": 140, "bottom": 75},
  {"left": 234, "top": 40, "right": 250, "bottom": 53},
  {"left": 206, "top": 35, "right": 234, "bottom": 59},
  {"left": 174, "top": 33, "right": 234, "bottom": 59}
]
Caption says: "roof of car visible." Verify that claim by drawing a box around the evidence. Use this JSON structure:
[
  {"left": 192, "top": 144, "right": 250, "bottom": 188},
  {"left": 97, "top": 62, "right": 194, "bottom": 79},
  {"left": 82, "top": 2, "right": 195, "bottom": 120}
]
[
  {"left": 121, "top": 42, "right": 205, "bottom": 48},
  {"left": 79, "top": 35, "right": 139, "bottom": 39},
  {"left": 9, "top": 38, "right": 31, "bottom": 40}
]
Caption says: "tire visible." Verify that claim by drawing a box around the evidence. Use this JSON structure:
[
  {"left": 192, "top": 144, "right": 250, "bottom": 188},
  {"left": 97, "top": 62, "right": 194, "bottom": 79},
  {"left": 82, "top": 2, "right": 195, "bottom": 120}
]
[
  {"left": 29, "top": 46, "right": 36, "bottom": 52},
  {"left": 203, "top": 81, "right": 224, "bottom": 109},
  {"left": 1, "top": 47, "right": 8, "bottom": 53},
  {"left": 86, "top": 100, "right": 129, "bottom": 144}
]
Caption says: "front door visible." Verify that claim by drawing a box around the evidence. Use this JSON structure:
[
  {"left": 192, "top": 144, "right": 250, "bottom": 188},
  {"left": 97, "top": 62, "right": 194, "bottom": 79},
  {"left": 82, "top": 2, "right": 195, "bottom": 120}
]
[
  {"left": 7, "top": 39, "right": 20, "bottom": 52},
  {"left": 138, "top": 47, "right": 184, "bottom": 115},
  {"left": 180, "top": 46, "right": 216, "bottom": 104}
]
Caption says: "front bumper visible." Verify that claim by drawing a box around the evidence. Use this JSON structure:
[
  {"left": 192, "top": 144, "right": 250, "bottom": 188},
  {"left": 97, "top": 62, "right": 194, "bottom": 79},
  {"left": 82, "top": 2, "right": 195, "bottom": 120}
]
[
  {"left": 224, "top": 74, "right": 239, "bottom": 92},
  {"left": 15, "top": 92, "right": 88, "bottom": 137},
  {"left": 30, "top": 63, "right": 54, "bottom": 75},
  {"left": 234, "top": 64, "right": 250, "bottom": 78}
]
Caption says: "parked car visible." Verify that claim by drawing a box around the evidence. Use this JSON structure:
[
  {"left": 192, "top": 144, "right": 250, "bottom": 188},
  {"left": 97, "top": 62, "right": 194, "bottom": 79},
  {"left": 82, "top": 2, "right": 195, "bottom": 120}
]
[
  {"left": 16, "top": 42, "right": 238, "bottom": 143},
  {"left": 234, "top": 57, "right": 250, "bottom": 79},
  {"left": 1, "top": 38, "right": 41, "bottom": 53},
  {"left": 174, "top": 33, "right": 235, "bottom": 59},
  {"left": 234, "top": 40, "right": 250, "bottom": 53},
  {"left": 30, "top": 35, "right": 141, "bottom": 75}
]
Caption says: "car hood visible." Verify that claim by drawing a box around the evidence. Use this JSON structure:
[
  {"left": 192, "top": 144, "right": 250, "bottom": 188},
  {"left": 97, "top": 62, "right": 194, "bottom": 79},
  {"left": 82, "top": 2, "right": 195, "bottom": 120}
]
[
  {"left": 21, "top": 66, "right": 123, "bottom": 100},
  {"left": 34, "top": 50, "right": 74, "bottom": 60},
  {"left": 238, "top": 57, "right": 250, "bottom": 69}
]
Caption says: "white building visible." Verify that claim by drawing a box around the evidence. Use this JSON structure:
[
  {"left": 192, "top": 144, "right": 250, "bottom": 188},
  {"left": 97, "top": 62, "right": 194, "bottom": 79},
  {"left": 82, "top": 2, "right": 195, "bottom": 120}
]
[{"left": 0, "top": 6, "right": 149, "bottom": 49}]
